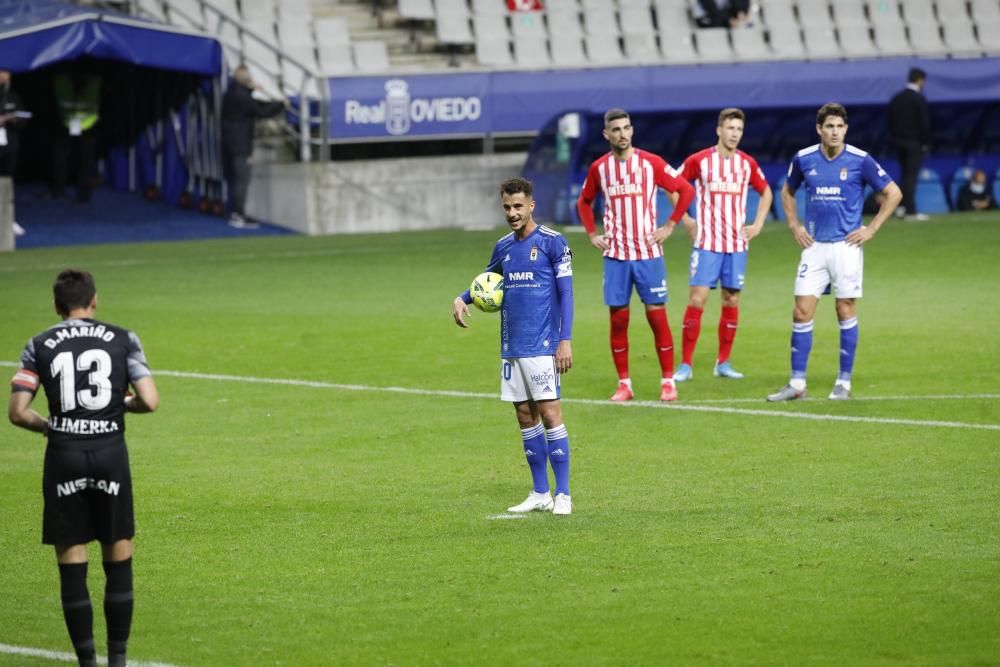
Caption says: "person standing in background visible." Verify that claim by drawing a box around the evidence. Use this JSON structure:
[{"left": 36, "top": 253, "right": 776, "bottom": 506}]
[
  {"left": 577, "top": 108, "right": 695, "bottom": 403},
  {"left": 887, "top": 67, "right": 930, "bottom": 221},
  {"left": 220, "top": 65, "right": 285, "bottom": 229},
  {"left": 0, "top": 69, "right": 27, "bottom": 235},
  {"left": 51, "top": 68, "right": 102, "bottom": 203}
]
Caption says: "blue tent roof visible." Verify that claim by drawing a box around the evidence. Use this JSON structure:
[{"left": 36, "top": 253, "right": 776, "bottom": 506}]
[{"left": 0, "top": 0, "right": 222, "bottom": 75}]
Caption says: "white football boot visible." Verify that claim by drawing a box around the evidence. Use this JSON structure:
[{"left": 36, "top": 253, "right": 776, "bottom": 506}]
[
  {"left": 552, "top": 493, "right": 573, "bottom": 516},
  {"left": 507, "top": 491, "right": 554, "bottom": 513}
]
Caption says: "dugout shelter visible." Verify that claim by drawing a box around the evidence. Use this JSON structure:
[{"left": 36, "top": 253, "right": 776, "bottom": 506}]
[{"left": 0, "top": 0, "right": 226, "bottom": 207}]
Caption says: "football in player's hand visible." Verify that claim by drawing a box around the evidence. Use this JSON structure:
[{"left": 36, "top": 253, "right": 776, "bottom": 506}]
[{"left": 470, "top": 272, "right": 504, "bottom": 313}]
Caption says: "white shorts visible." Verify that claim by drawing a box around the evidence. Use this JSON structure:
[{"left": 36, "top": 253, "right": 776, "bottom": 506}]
[
  {"left": 500, "top": 356, "right": 560, "bottom": 403},
  {"left": 794, "top": 241, "right": 864, "bottom": 299}
]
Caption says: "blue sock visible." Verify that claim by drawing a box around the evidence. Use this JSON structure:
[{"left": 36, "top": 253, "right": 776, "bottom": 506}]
[
  {"left": 546, "top": 425, "right": 570, "bottom": 496},
  {"left": 790, "top": 320, "right": 814, "bottom": 383},
  {"left": 838, "top": 317, "right": 859, "bottom": 382},
  {"left": 520, "top": 422, "right": 549, "bottom": 493}
]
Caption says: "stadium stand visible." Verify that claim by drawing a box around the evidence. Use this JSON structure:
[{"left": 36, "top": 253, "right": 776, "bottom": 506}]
[
  {"left": 839, "top": 24, "right": 878, "bottom": 58},
  {"left": 353, "top": 40, "right": 393, "bottom": 71},
  {"left": 940, "top": 18, "right": 984, "bottom": 56},
  {"left": 872, "top": 21, "right": 913, "bottom": 56},
  {"left": 475, "top": 34, "right": 515, "bottom": 66},
  {"left": 868, "top": 0, "right": 902, "bottom": 26},
  {"left": 546, "top": 5, "right": 584, "bottom": 39},
  {"left": 731, "top": 26, "right": 772, "bottom": 60},
  {"left": 582, "top": 3, "right": 618, "bottom": 35},
  {"left": 122, "top": 0, "right": 1000, "bottom": 74},
  {"left": 585, "top": 32, "right": 627, "bottom": 63},
  {"left": 695, "top": 28, "right": 735, "bottom": 62},
  {"left": 551, "top": 31, "right": 587, "bottom": 65},
  {"left": 802, "top": 23, "right": 843, "bottom": 59},
  {"left": 622, "top": 31, "right": 661, "bottom": 62},
  {"left": 398, "top": 0, "right": 435, "bottom": 20},
  {"left": 949, "top": 165, "right": 974, "bottom": 206},
  {"left": 759, "top": 0, "right": 798, "bottom": 28},
  {"left": 513, "top": 33, "right": 550, "bottom": 67},
  {"left": 830, "top": 0, "right": 868, "bottom": 29},
  {"left": 915, "top": 168, "right": 951, "bottom": 214},
  {"left": 659, "top": 23, "right": 700, "bottom": 63},
  {"left": 767, "top": 21, "right": 808, "bottom": 58}
]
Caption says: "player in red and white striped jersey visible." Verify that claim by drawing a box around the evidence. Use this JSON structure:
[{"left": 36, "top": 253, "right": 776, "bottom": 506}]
[
  {"left": 673, "top": 108, "right": 772, "bottom": 382},
  {"left": 577, "top": 108, "right": 695, "bottom": 402}
]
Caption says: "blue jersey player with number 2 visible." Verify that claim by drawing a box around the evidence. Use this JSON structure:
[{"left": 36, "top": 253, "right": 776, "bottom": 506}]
[
  {"left": 453, "top": 177, "right": 575, "bottom": 516},
  {"left": 768, "top": 103, "right": 901, "bottom": 402}
]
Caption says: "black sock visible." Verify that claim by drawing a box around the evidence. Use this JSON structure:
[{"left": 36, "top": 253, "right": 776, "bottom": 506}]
[
  {"left": 58, "top": 562, "right": 95, "bottom": 665},
  {"left": 103, "top": 558, "right": 134, "bottom": 664}
]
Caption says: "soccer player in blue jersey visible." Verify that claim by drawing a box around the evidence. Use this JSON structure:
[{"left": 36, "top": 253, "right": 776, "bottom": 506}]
[
  {"left": 768, "top": 103, "right": 901, "bottom": 401},
  {"left": 453, "top": 177, "right": 575, "bottom": 515}
]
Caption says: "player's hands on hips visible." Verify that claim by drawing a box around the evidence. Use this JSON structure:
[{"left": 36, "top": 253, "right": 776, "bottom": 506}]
[
  {"left": 790, "top": 223, "right": 814, "bottom": 249},
  {"left": 453, "top": 297, "right": 471, "bottom": 328},
  {"left": 555, "top": 340, "right": 572, "bottom": 374},
  {"left": 845, "top": 225, "right": 875, "bottom": 246},
  {"left": 647, "top": 223, "right": 675, "bottom": 247},
  {"left": 589, "top": 232, "right": 610, "bottom": 252}
]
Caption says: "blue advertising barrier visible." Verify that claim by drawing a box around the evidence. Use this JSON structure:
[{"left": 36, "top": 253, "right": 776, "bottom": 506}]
[{"left": 326, "top": 57, "right": 1000, "bottom": 141}]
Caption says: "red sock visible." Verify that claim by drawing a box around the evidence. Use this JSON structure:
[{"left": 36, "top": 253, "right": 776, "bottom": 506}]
[
  {"left": 645, "top": 307, "right": 674, "bottom": 379},
  {"left": 718, "top": 305, "right": 739, "bottom": 363},
  {"left": 681, "top": 305, "right": 703, "bottom": 366},
  {"left": 610, "top": 307, "right": 630, "bottom": 380}
]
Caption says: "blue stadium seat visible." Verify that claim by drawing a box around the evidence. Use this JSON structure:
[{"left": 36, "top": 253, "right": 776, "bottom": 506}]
[
  {"left": 994, "top": 168, "right": 1000, "bottom": 205},
  {"left": 915, "top": 168, "right": 951, "bottom": 214},
  {"left": 949, "top": 166, "right": 974, "bottom": 209}
]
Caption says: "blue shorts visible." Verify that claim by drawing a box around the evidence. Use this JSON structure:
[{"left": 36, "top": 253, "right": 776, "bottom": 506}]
[
  {"left": 603, "top": 257, "right": 667, "bottom": 306},
  {"left": 689, "top": 249, "right": 747, "bottom": 290}
]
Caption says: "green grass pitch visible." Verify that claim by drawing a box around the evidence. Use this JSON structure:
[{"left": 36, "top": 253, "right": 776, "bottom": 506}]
[{"left": 0, "top": 212, "right": 997, "bottom": 666}]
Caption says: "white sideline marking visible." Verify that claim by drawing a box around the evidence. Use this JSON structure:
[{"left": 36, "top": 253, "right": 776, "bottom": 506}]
[
  {"left": 683, "top": 393, "right": 1000, "bottom": 404},
  {"left": 2, "top": 362, "right": 997, "bottom": 432},
  {"left": 486, "top": 513, "right": 527, "bottom": 520},
  {"left": 151, "top": 369, "right": 1000, "bottom": 432},
  {"left": 0, "top": 643, "right": 181, "bottom": 667}
]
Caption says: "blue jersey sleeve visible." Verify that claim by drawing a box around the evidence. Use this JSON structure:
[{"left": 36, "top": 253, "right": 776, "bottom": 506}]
[
  {"left": 786, "top": 154, "right": 804, "bottom": 192},
  {"left": 862, "top": 154, "right": 893, "bottom": 192},
  {"left": 551, "top": 239, "right": 574, "bottom": 341}
]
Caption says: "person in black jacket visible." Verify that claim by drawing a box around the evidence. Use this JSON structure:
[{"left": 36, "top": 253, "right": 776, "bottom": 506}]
[
  {"left": 887, "top": 67, "right": 930, "bottom": 221},
  {"left": 220, "top": 65, "right": 285, "bottom": 229},
  {"left": 956, "top": 169, "right": 997, "bottom": 212},
  {"left": 0, "top": 69, "right": 27, "bottom": 236}
]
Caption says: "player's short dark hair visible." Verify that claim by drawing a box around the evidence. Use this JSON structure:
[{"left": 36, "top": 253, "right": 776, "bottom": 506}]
[
  {"left": 500, "top": 177, "right": 533, "bottom": 199},
  {"left": 718, "top": 107, "right": 745, "bottom": 126},
  {"left": 908, "top": 67, "right": 926, "bottom": 83},
  {"left": 53, "top": 269, "right": 96, "bottom": 316},
  {"left": 604, "top": 108, "right": 629, "bottom": 126},
  {"left": 816, "top": 103, "right": 848, "bottom": 126}
]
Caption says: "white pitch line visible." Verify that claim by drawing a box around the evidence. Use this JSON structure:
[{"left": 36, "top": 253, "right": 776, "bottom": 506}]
[
  {"left": 680, "top": 393, "right": 1000, "bottom": 404},
  {"left": 152, "top": 369, "right": 1000, "bottom": 432},
  {"left": 0, "top": 643, "right": 181, "bottom": 667},
  {"left": 486, "top": 513, "right": 527, "bottom": 520},
  {"left": 2, "top": 362, "right": 996, "bottom": 432}
]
